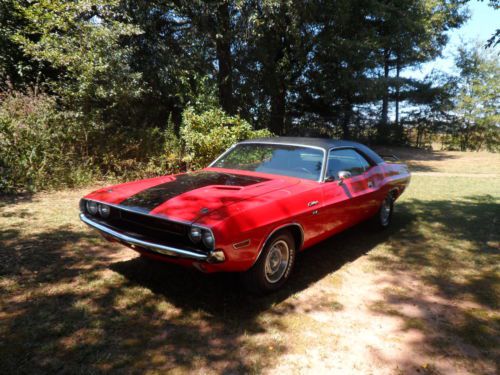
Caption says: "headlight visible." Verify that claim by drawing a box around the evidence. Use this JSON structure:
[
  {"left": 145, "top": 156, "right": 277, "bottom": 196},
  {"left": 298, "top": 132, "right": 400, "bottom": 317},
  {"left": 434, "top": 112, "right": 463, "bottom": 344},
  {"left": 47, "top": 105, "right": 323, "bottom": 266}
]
[
  {"left": 188, "top": 227, "right": 202, "bottom": 243},
  {"left": 98, "top": 204, "right": 110, "bottom": 218},
  {"left": 202, "top": 230, "right": 214, "bottom": 249},
  {"left": 86, "top": 200, "right": 98, "bottom": 215}
]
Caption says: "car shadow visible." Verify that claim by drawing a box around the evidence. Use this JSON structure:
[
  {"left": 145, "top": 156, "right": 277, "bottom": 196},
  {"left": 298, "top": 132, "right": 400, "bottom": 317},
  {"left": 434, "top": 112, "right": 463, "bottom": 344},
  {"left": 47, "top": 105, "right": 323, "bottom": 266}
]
[{"left": 110, "top": 209, "right": 413, "bottom": 320}]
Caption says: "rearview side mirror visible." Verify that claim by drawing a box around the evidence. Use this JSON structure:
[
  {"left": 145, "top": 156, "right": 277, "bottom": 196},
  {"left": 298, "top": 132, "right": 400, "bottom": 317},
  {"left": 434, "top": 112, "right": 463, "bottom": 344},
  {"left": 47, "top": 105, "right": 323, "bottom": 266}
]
[{"left": 337, "top": 170, "right": 351, "bottom": 185}]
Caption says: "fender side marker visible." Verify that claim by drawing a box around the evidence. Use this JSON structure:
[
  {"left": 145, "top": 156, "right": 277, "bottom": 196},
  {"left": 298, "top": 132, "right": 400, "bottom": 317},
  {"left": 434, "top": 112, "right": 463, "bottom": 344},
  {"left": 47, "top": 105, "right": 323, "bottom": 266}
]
[{"left": 233, "top": 239, "right": 251, "bottom": 249}]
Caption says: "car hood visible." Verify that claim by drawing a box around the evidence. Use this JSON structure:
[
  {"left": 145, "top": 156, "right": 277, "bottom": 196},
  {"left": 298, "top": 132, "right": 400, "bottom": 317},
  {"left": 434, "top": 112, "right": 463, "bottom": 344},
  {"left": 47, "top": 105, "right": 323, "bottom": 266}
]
[{"left": 84, "top": 169, "right": 300, "bottom": 223}]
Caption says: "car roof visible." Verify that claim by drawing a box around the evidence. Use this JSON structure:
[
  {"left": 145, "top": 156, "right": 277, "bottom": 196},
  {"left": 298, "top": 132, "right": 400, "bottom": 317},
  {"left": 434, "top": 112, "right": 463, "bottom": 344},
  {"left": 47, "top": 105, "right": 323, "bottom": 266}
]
[{"left": 239, "top": 137, "right": 384, "bottom": 164}]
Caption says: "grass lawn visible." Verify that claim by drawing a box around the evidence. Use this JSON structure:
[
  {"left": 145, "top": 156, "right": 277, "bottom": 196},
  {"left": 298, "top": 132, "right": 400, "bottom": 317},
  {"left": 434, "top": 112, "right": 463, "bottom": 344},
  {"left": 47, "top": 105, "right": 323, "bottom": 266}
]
[{"left": 1, "top": 149, "right": 499, "bottom": 374}]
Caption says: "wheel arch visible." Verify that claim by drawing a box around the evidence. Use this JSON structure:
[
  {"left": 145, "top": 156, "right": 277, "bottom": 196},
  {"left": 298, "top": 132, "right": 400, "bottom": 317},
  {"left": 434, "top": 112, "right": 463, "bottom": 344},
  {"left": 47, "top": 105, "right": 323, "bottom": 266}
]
[
  {"left": 252, "top": 223, "right": 304, "bottom": 267},
  {"left": 388, "top": 187, "right": 400, "bottom": 199}
]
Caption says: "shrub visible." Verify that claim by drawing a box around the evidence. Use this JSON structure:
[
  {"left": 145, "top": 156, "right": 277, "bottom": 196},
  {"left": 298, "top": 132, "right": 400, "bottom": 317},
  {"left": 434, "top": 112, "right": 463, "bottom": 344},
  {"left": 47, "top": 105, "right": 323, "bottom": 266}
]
[
  {"left": 0, "top": 91, "right": 92, "bottom": 192},
  {"left": 0, "top": 94, "right": 271, "bottom": 193},
  {"left": 180, "top": 107, "right": 272, "bottom": 169}
]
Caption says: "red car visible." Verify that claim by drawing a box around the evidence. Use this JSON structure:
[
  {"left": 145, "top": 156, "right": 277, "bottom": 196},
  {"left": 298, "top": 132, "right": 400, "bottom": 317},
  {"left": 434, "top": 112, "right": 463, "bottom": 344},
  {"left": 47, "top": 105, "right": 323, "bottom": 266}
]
[{"left": 80, "top": 137, "right": 410, "bottom": 293}]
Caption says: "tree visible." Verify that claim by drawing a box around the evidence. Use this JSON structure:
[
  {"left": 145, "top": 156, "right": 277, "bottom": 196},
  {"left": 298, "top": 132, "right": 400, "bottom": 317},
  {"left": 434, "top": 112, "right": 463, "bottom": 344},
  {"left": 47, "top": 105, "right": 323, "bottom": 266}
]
[
  {"left": 0, "top": 0, "right": 53, "bottom": 91},
  {"left": 449, "top": 43, "right": 499, "bottom": 151},
  {"left": 372, "top": 0, "right": 468, "bottom": 142},
  {"left": 13, "top": 0, "right": 145, "bottom": 125},
  {"left": 173, "top": 0, "right": 237, "bottom": 115},
  {"left": 300, "top": 0, "right": 380, "bottom": 139},
  {"left": 233, "top": 0, "right": 315, "bottom": 135},
  {"left": 2, "top": 0, "right": 474, "bottom": 143}
]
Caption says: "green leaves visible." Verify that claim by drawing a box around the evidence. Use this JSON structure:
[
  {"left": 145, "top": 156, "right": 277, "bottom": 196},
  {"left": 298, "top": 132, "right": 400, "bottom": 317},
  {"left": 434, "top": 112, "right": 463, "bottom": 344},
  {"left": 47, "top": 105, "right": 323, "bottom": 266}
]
[
  {"left": 1, "top": 0, "right": 496, "bottom": 192},
  {"left": 449, "top": 44, "right": 500, "bottom": 151},
  {"left": 13, "top": 0, "right": 145, "bottom": 121},
  {"left": 181, "top": 107, "right": 272, "bottom": 169}
]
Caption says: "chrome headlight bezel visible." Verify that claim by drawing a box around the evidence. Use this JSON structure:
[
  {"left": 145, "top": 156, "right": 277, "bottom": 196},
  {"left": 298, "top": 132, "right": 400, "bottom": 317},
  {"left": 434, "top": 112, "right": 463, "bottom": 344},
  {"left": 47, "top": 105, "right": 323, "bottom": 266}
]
[
  {"left": 201, "top": 230, "right": 215, "bottom": 249},
  {"left": 98, "top": 203, "right": 111, "bottom": 218},
  {"left": 86, "top": 200, "right": 98, "bottom": 215},
  {"left": 188, "top": 226, "right": 202, "bottom": 244},
  {"left": 188, "top": 226, "right": 215, "bottom": 250}
]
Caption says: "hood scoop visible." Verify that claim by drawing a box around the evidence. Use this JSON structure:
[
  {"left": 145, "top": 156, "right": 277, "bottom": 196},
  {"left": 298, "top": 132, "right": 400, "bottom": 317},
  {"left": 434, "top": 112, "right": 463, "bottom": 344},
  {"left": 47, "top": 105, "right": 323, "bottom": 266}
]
[{"left": 211, "top": 186, "right": 243, "bottom": 191}]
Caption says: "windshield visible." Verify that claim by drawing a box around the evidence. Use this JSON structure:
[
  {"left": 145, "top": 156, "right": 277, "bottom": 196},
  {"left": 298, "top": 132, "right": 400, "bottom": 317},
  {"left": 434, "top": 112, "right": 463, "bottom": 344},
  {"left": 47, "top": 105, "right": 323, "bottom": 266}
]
[{"left": 212, "top": 143, "right": 324, "bottom": 181}]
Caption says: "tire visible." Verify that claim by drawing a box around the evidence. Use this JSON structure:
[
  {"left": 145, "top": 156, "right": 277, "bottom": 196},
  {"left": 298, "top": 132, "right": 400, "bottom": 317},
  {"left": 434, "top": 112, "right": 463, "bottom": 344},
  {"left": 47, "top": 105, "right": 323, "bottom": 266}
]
[
  {"left": 241, "top": 230, "right": 296, "bottom": 294},
  {"left": 372, "top": 193, "right": 394, "bottom": 230}
]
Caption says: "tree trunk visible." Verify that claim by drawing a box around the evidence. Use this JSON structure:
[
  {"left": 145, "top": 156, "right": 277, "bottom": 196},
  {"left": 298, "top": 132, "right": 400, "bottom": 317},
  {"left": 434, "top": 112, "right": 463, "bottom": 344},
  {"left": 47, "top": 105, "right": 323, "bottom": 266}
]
[
  {"left": 341, "top": 102, "right": 352, "bottom": 139},
  {"left": 395, "top": 55, "right": 401, "bottom": 127},
  {"left": 270, "top": 79, "right": 286, "bottom": 135},
  {"left": 216, "top": 1, "right": 233, "bottom": 114},
  {"left": 381, "top": 48, "right": 390, "bottom": 127},
  {"left": 378, "top": 48, "right": 391, "bottom": 142}
]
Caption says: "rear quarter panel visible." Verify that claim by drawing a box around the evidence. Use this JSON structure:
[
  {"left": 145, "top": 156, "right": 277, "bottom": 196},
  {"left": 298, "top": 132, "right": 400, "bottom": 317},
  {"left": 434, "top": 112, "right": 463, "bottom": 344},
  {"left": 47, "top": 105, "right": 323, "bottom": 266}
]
[{"left": 379, "top": 162, "right": 411, "bottom": 199}]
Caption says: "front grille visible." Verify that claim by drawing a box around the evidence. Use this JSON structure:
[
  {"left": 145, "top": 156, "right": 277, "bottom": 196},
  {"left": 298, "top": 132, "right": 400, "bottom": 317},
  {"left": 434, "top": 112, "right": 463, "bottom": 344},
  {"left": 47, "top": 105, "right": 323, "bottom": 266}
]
[
  {"left": 118, "top": 209, "right": 188, "bottom": 236},
  {"left": 80, "top": 200, "right": 210, "bottom": 253},
  {"left": 107, "top": 207, "right": 197, "bottom": 248}
]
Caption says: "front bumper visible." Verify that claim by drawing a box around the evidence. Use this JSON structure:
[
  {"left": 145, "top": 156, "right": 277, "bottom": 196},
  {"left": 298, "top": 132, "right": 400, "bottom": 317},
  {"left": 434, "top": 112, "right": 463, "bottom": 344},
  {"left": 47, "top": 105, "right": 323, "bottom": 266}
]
[{"left": 79, "top": 213, "right": 224, "bottom": 263}]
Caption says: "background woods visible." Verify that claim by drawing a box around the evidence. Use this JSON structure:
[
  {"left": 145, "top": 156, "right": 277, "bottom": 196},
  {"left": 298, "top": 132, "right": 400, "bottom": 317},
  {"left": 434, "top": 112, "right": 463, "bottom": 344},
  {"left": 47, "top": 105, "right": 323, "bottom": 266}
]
[{"left": 0, "top": 0, "right": 498, "bottom": 192}]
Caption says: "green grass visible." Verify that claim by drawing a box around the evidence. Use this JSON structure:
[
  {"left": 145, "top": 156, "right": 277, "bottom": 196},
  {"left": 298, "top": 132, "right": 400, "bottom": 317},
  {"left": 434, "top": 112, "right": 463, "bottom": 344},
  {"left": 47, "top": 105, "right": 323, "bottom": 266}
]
[
  {"left": 375, "top": 146, "right": 500, "bottom": 174},
  {"left": 1, "top": 149, "right": 499, "bottom": 374},
  {"left": 374, "top": 174, "right": 500, "bottom": 352}
]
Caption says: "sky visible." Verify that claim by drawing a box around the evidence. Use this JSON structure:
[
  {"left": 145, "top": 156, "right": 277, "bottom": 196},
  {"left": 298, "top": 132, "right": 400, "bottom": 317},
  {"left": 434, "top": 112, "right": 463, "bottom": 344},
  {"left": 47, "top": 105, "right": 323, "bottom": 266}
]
[{"left": 406, "top": 0, "right": 499, "bottom": 79}]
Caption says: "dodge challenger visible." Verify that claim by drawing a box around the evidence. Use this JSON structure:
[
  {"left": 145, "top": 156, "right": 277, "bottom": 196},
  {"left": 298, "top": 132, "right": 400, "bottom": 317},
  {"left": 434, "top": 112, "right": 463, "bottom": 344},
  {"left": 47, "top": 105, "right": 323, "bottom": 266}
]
[{"left": 80, "top": 137, "right": 410, "bottom": 293}]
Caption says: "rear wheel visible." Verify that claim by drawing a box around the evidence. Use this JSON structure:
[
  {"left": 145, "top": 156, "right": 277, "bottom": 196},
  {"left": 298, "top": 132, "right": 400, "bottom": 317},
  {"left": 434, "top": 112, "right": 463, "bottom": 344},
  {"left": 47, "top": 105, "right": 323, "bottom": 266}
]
[
  {"left": 241, "top": 230, "right": 296, "bottom": 294},
  {"left": 372, "top": 193, "right": 394, "bottom": 229}
]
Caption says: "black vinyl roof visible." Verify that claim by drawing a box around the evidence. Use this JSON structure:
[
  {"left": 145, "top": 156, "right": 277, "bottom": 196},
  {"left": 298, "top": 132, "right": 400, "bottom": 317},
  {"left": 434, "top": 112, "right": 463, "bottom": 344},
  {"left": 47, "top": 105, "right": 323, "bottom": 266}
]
[{"left": 239, "top": 137, "right": 384, "bottom": 165}]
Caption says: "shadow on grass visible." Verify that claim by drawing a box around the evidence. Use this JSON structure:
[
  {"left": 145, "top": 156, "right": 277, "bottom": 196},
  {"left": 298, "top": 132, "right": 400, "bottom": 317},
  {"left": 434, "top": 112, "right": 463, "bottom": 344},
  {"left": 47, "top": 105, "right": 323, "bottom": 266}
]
[
  {"left": 104, "top": 218, "right": 399, "bottom": 372},
  {"left": 372, "top": 146, "right": 459, "bottom": 172},
  {"left": 1, "top": 209, "right": 401, "bottom": 373},
  {"left": 1, "top": 194, "right": 498, "bottom": 373},
  {"left": 369, "top": 195, "right": 499, "bottom": 373},
  {"left": 111, "top": 218, "right": 394, "bottom": 316},
  {"left": 0, "top": 192, "right": 34, "bottom": 209}
]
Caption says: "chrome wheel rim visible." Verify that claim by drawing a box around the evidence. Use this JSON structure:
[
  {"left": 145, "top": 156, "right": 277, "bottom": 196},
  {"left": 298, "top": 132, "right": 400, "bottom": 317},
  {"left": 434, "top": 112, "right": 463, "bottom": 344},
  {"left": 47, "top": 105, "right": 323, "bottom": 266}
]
[
  {"left": 264, "top": 240, "right": 290, "bottom": 284},
  {"left": 380, "top": 196, "right": 392, "bottom": 226}
]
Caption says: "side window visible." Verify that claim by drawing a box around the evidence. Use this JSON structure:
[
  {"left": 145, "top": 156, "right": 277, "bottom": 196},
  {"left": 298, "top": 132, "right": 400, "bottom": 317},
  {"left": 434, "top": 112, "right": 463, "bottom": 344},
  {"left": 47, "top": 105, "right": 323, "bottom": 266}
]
[{"left": 327, "top": 149, "right": 371, "bottom": 179}]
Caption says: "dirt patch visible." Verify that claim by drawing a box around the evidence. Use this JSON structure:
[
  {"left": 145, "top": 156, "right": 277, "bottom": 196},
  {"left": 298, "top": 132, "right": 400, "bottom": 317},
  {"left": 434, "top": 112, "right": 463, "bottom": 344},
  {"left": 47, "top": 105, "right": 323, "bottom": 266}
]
[{"left": 266, "top": 256, "right": 497, "bottom": 375}]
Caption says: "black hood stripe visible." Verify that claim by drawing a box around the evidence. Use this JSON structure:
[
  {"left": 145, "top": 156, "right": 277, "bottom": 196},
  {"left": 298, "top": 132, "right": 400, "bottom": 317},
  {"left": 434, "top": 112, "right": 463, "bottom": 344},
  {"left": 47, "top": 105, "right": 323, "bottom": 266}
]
[{"left": 118, "top": 171, "right": 269, "bottom": 213}]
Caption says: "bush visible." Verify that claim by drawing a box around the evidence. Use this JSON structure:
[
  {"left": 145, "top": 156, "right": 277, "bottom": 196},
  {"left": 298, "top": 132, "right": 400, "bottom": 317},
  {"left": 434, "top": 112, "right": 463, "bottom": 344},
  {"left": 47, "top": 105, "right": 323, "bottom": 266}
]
[
  {"left": 0, "top": 94, "right": 272, "bottom": 193},
  {"left": 180, "top": 107, "right": 272, "bottom": 169},
  {"left": 0, "top": 91, "right": 92, "bottom": 192}
]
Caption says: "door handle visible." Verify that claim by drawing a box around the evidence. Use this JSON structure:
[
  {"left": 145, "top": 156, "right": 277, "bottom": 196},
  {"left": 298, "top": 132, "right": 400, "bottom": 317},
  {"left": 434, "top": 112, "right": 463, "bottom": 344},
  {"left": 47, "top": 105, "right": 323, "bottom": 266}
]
[
  {"left": 368, "top": 181, "right": 374, "bottom": 188},
  {"left": 308, "top": 201, "right": 319, "bottom": 207}
]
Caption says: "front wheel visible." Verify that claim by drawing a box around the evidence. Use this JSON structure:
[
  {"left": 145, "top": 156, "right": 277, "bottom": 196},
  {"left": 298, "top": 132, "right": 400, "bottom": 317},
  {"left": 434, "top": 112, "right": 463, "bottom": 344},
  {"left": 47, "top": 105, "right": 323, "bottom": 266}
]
[{"left": 241, "top": 231, "right": 296, "bottom": 294}]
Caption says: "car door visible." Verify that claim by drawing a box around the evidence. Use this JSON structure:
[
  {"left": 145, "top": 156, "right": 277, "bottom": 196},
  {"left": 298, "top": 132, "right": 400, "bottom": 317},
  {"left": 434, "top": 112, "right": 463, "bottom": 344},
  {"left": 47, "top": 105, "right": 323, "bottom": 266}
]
[{"left": 320, "top": 148, "right": 375, "bottom": 235}]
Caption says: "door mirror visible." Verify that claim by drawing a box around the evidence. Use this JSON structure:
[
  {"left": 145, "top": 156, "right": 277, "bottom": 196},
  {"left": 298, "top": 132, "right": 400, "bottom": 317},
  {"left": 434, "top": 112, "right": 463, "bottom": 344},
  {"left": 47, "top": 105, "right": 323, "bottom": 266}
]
[{"left": 337, "top": 170, "right": 351, "bottom": 184}]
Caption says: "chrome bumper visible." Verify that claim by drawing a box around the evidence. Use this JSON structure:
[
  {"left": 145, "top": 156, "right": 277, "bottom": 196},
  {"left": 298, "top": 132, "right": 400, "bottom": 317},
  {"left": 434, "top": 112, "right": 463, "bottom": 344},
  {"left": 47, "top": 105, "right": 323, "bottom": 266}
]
[{"left": 79, "top": 213, "right": 217, "bottom": 262}]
